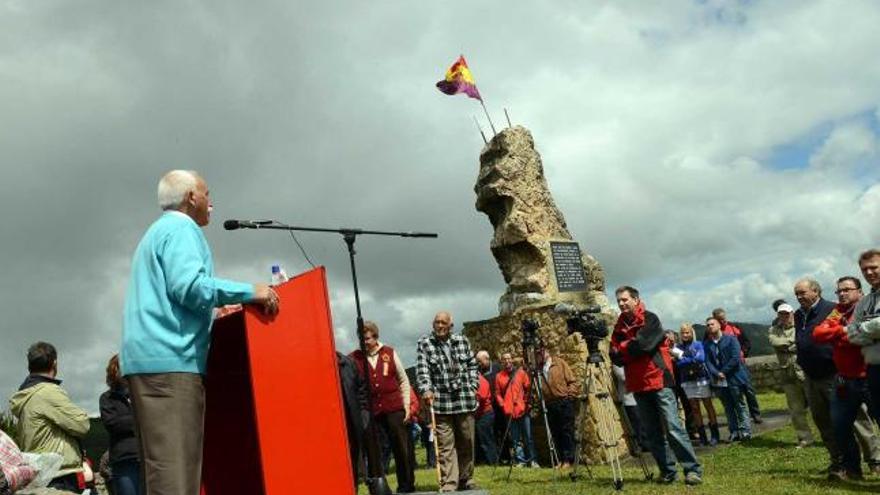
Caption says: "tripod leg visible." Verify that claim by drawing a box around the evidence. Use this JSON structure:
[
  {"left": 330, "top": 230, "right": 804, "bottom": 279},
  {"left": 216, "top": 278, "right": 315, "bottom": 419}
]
[
  {"left": 533, "top": 371, "right": 561, "bottom": 469},
  {"left": 613, "top": 398, "right": 653, "bottom": 479},
  {"left": 596, "top": 392, "right": 625, "bottom": 490},
  {"left": 506, "top": 418, "right": 523, "bottom": 482},
  {"left": 492, "top": 414, "right": 514, "bottom": 478},
  {"left": 569, "top": 370, "right": 594, "bottom": 481}
]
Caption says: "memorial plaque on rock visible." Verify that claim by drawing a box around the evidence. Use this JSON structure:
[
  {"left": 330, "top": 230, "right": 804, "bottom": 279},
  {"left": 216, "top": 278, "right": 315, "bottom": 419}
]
[{"left": 550, "top": 241, "right": 587, "bottom": 292}]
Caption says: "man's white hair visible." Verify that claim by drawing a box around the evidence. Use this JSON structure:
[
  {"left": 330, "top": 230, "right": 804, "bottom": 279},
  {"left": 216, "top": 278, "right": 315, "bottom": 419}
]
[
  {"left": 795, "top": 277, "right": 822, "bottom": 296},
  {"left": 157, "top": 170, "right": 201, "bottom": 210},
  {"left": 476, "top": 350, "right": 490, "bottom": 360}
]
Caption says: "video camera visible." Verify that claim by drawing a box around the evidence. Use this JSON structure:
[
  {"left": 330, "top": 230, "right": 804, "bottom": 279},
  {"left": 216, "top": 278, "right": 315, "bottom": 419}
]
[
  {"left": 521, "top": 318, "right": 543, "bottom": 349},
  {"left": 554, "top": 303, "right": 609, "bottom": 364}
]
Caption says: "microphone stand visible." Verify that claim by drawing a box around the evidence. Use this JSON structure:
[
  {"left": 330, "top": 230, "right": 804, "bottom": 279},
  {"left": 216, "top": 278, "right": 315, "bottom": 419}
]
[{"left": 230, "top": 221, "right": 437, "bottom": 495}]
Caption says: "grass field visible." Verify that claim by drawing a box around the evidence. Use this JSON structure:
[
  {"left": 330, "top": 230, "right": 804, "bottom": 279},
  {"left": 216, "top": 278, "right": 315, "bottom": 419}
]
[{"left": 359, "top": 393, "right": 880, "bottom": 494}]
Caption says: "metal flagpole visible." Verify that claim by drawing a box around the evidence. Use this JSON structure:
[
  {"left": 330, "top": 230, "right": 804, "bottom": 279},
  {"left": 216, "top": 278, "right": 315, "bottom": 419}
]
[
  {"left": 473, "top": 115, "right": 488, "bottom": 144},
  {"left": 479, "top": 99, "right": 497, "bottom": 136}
]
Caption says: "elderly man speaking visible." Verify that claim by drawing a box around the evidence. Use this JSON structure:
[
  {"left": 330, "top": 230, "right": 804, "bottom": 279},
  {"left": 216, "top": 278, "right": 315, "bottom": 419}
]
[{"left": 120, "top": 170, "right": 278, "bottom": 495}]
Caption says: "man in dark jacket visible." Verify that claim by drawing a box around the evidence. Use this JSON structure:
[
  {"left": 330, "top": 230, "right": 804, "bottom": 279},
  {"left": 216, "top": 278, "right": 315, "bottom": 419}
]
[
  {"left": 703, "top": 318, "right": 751, "bottom": 441},
  {"left": 337, "top": 352, "right": 369, "bottom": 490},
  {"left": 609, "top": 286, "right": 702, "bottom": 486},
  {"left": 712, "top": 308, "right": 762, "bottom": 424},
  {"left": 793, "top": 278, "right": 880, "bottom": 477}
]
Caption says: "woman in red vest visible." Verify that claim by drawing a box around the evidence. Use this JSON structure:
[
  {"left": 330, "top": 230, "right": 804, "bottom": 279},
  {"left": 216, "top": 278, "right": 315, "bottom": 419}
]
[{"left": 349, "top": 321, "right": 415, "bottom": 493}]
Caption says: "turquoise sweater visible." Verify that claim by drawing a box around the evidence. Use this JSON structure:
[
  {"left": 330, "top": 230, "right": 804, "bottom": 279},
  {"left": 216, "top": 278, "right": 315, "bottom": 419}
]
[{"left": 121, "top": 211, "right": 255, "bottom": 375}]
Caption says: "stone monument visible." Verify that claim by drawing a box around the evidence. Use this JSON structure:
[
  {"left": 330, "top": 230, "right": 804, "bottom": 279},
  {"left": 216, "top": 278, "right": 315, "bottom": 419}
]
[{"left": 463, "top": 125, "right": 627, "bottom": 464}]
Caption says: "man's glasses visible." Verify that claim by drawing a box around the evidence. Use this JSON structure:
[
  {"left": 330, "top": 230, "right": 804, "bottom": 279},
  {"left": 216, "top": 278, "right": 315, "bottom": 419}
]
[{"left": 835, "top": 287, "right": 859, "bottom": 295}]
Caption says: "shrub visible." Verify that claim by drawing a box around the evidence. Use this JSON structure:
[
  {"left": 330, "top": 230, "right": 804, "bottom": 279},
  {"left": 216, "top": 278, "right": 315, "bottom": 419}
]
[{"left": 0, "top": 410, "right": 17, "bottom": 439}]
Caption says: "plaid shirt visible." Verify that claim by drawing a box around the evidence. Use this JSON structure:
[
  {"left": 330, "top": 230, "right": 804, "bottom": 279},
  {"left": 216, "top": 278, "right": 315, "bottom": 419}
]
[{"left": 416, "top": 332, "right": 479, "bottom": 415}]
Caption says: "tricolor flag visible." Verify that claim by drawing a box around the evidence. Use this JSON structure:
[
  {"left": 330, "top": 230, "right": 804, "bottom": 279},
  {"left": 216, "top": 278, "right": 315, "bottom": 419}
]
[{"left": 436, "top": 55, "right": 482, "bottom": 101}]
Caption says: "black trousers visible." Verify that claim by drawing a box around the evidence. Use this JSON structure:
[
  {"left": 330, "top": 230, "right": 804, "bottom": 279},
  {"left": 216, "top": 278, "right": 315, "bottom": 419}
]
[
  {"left": 673, "top": 385, "right": 696, "bottom": 433},
  {"left": 364, "top": 410, "right": 415, "bottom": 492},
  {"left": 546, "top": 398, "right": 576, "bottom": 463}
]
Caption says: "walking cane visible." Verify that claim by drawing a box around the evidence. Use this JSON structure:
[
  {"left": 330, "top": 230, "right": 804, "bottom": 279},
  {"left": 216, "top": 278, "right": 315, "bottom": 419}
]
[{"left": 430, "top": 404, "right": 442, "bottom": 489}]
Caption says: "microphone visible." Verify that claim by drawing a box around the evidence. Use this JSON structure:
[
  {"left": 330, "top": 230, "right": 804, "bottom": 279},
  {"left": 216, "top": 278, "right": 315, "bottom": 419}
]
[{"left": 223, "top": 219, "right": 259, "bottom": 230}]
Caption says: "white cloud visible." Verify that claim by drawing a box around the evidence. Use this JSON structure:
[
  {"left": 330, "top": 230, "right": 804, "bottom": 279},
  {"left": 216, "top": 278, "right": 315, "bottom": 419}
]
[{"left": 809, "top": 122, "right": 877, "bottom": 170}]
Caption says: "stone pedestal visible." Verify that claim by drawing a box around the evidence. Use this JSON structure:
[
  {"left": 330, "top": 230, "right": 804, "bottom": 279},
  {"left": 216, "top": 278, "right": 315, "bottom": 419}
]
[
  {"left": 466, "top": 124, "right": 628, "bottom": 464},
  {"left": 464, "top": 305, "right": 627, "bottom": 465}
]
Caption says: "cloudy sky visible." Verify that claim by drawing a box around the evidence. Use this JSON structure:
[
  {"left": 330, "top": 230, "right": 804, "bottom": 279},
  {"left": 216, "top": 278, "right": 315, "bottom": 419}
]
[{"left": 2, "top": 0, "right": 879, "bottom": 414}]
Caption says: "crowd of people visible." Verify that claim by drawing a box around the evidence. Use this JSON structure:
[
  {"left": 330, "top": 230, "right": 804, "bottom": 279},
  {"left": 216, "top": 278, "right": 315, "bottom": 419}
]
[
  {"left": 766, "top": 263, "right": 880, "bottom": 481},
  {"left": 607, "top": 250, "right": 880, "bottom": 485},
  {"left": 3, "top": 169, "right": 880, "bottom": 495},
  {"left": 336, "top": 312, "right": 582, "bottom": 493}
]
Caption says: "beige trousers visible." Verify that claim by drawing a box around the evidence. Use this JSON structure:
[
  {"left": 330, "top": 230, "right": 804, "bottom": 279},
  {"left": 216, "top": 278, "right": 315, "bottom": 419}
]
[
  {"left": 781, "top": 380, "right": 813, "bottom": 443},
  {"left": 435, "top": 413, "right": 475, "bottom": 492},
  {"left": 129, "top": 373, "right": 205, "bottom": 495}
]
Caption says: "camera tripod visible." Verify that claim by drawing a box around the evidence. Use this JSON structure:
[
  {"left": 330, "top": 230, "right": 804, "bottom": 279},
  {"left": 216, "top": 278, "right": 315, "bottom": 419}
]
[
  {"left": 491, "top": 363, "right": 561, "bottom": 482},
  {"left": 569, "top": 356, "right": 652, "bottom": 490}
]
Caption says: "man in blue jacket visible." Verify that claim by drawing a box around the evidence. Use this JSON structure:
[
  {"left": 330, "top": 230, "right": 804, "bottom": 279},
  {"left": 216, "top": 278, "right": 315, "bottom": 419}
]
[
  {"left": 703, "top": 317, "right": 751, "bottom": 441},
  {"left": 121, "top": 170, "right": 279, "bottom": 495}
]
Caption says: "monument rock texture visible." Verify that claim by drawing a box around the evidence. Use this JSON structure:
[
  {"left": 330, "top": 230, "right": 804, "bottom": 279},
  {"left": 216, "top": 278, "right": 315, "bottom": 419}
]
[
  {"left": 464, "top": 125, "right": 628, "bottom": 464},
  {"left": 474, "top": 125, "right": 608, "bottom": 315}
]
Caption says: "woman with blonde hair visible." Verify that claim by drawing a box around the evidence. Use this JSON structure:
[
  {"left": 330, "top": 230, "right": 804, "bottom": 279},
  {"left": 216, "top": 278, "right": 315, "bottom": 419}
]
[{"left": 674, "top": 323, "right": 719, "bottom": 446}]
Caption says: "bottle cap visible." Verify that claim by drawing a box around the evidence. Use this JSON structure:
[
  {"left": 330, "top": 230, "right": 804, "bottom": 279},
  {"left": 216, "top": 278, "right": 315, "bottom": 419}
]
[{"left": 271, "top": 264, "right": 280, "bottom": 274}]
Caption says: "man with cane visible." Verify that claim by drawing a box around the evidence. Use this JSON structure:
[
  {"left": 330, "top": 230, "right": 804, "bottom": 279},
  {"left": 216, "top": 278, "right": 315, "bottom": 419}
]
[{"left": 416, "top": 312, "right": 480, "bottom": 493}]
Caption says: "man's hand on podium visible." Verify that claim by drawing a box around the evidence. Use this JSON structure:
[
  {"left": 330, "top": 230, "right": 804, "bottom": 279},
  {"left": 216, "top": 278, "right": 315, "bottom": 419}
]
[{"left": 253, "top": 284, "right": 280, "bottom": 316}]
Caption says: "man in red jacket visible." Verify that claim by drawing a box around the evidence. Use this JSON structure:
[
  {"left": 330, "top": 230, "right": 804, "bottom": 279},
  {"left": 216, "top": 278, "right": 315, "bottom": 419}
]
[
  {"left": 814, "top": 276, "right": 880, "bottom": 480},
  {"left": 474, "top": 373, "right": 498, "bottom": 464},
  {"left": 495, "top": 352, "right": 538, "bottom": 467},
  {"left": 610, "top": 286, "right": 702, "bottom": 486}
]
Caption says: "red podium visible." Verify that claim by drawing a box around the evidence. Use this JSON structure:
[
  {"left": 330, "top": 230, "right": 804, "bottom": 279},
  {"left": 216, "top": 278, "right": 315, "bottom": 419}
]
[{"left": 201, "top": 267, "right": 355, "bottom": 495}]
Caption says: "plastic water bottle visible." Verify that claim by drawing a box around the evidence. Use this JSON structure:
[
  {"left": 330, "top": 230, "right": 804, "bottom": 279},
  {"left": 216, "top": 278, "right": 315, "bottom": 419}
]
[{"left": 270, "top": 264, "right": 289, "bottom": 286}]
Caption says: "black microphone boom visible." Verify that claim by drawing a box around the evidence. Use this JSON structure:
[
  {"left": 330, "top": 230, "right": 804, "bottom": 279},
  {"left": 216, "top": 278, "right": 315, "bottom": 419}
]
[
  {"left": 223, "top": 217, "right": 436, "bottom": 495},
  {"left": 223, "top": 219, "right": 259, "bottom": 230}
]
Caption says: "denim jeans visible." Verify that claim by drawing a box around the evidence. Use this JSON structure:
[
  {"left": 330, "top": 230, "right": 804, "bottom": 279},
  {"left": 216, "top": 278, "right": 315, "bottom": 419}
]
[
  {"left": 475, "top": 411, "right": 499, "bottom": 464},
  {"left": 111, "top": 459, "right": 142, "bottom": 495},
  {"left": 634, "top": 388, "right": 702, "bottom": 479},
  {"left": 716, "top": 384, "right": 751, "bottom": 438},
  {"left": 510, "top": 414, "right": 537, "bottom": 464},
  {"left": 831, "top": 377, "right": 871, "bottom": 474}
]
